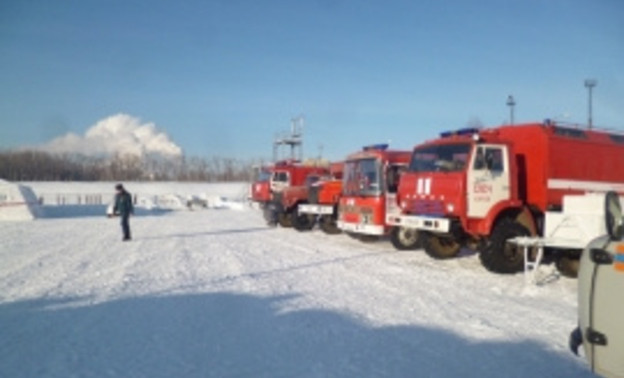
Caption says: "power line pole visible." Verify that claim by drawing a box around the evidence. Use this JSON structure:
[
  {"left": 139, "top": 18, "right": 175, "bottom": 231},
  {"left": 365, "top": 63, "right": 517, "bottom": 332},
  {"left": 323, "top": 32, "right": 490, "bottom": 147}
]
[
  {"left": 506, "top": 95, "right": 516, "bottom": 125},
  {"left": 584, "top": 79, "right": 597, "bottom": 129}
]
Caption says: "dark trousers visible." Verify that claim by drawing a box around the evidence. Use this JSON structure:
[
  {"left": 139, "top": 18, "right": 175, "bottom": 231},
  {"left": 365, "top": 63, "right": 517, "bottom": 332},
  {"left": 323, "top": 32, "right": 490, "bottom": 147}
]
[{"left": 120, "top": 214, "right": 131, "bottom": 240}]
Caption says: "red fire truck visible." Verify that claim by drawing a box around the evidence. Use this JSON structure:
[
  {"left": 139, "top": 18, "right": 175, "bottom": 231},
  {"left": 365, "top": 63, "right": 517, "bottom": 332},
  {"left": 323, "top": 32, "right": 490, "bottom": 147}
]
[
  {"left": 337, "top": 144, "right": 412, "bottom": 242},
  {"left": 250, "top": 165, "right": 273, "bottom": 208},
  {"left": 297, "top": 162, "right": 344, "bottom": 234},
  {"left": 387, "top": 121, "right": 624, "bottom": 274},
  {"left": 265, "top": 160, "right": 328, "bottom": 228}
]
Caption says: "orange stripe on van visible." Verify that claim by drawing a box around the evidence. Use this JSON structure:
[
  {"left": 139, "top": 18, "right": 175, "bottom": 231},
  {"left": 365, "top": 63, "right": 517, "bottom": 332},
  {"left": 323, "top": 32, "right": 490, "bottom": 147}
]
[{"left": 615, "top": 245, "right": 624, "bottom": 272}]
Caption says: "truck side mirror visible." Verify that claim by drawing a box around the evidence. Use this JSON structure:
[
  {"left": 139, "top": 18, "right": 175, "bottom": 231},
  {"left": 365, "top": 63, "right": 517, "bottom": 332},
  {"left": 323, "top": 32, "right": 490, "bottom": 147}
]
[
  {"left": 386, "top": 166, "right": 403, "bottom": 193},
  {"left": 605, "top": 191, "right": 623, "bottom": 240}
]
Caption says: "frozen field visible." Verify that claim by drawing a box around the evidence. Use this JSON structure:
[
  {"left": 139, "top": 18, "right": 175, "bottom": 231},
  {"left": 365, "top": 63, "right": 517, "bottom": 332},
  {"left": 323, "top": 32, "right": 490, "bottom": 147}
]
[{"left": 0, "top": 182, "right": 590, "bottom": 377}]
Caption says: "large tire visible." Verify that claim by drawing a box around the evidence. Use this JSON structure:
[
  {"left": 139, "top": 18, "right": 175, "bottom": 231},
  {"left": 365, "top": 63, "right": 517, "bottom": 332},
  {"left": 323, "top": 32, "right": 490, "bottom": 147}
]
[
  {"left": 277, "top": 211, "right": 293, "bottom": 228},
  {"left": 292, "top": 209, "right": 315, "bottom": 231},
  {"left": 319, "top": 215, "right": 341, "bottom": 235},
  {"left": 422, "top": 233, "right": 461, "bottom": 259},
  {"left": 390, "top": 227, "right": 421, "bottom": 250},
  {"left": 263, "top": 206, "right": 274, "bottom": 224},
  {"left": 555, "top": 255, "right": 579, "bottom": 278},
  {"left": 479, "top": 218, "right": 530, "bottom": 274}
]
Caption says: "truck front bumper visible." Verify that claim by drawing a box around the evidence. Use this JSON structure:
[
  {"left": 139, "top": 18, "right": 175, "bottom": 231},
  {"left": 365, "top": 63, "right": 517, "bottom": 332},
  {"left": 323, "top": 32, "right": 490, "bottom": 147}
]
[
  {"left": 337, "top": 221, "right": 385, "bottom": 235},
  {"left": 298, "top": 204, "right": 334, "bottom": 215},
  {"left": 385, "top": 214, "right": 451, "bottom": 233}
]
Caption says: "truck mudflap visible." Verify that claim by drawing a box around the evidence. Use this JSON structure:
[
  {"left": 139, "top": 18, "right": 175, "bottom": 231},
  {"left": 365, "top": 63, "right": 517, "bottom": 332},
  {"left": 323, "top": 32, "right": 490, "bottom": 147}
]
[
  {"left": 385, "top": 214, "right": 451, "bottom": 233},
  {"left": 337, "top": 220, "right": 385, "bottom": 235},
  {"left": 298, "top": 203, "right": 334, "bottom": 215}
]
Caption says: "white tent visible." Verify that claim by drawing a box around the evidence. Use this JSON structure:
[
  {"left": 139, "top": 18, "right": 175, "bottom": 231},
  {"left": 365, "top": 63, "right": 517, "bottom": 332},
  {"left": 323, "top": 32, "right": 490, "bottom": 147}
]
[{"left": 0, "top": 179, "right": 42, "bottom": 221}]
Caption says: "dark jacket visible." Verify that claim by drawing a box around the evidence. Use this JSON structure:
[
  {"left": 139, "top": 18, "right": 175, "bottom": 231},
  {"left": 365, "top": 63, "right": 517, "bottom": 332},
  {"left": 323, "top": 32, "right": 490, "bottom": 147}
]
[{"left": 114, "top": 190, "right": 134, "bottom": 216}]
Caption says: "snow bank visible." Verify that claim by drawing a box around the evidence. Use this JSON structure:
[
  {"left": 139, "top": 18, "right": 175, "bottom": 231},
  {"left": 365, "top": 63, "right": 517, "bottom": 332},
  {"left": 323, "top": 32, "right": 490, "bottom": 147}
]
[
  {"left": 22, "top": 182, "right": 250, "bottom": 218},
  {"left": 0, "top": 179, "right": 42, "bottom": 221},
  {"left": 201, "top": 194, "right": 246, "bottom": 210},
  {"left": 23, "top": 181, "right": 249, "bottom": 201}
]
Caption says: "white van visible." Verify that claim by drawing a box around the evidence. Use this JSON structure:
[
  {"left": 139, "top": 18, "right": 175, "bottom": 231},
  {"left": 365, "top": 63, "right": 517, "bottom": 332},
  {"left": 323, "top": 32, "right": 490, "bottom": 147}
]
[{"left": 570, "top": 192, "right": 624, "bottom": 377}]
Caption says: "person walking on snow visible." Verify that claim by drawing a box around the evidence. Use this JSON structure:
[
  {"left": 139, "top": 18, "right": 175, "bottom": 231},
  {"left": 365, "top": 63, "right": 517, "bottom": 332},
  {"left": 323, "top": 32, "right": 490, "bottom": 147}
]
[{"left": 114, "top": 183, "right": 134, "bottom": 241}]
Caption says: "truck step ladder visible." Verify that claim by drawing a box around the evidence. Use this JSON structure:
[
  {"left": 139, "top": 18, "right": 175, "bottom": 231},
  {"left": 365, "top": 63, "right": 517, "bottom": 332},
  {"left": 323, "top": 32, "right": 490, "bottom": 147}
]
[{"left": 512, "top": 237, "right": 547, "bottom": 285}]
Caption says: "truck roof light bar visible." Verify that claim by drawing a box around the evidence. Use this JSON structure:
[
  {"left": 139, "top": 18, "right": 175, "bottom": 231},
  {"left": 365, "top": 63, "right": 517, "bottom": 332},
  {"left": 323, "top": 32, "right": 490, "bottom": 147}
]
[
  {"left": 275, "top": 159, "right": 299, "bottom": 166},
  {"left": 440, "top": 128, "right": 480, "bottom": 138},
  {"left": 362, "top": 143, "right": 389, "bottom": 151}
]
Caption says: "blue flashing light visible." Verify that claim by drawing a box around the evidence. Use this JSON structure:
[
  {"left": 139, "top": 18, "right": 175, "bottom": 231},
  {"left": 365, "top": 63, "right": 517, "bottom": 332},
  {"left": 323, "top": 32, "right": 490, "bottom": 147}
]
[
  {"left": 456, "top": 127, "right": 480, "bottom": 136},
  {"left": 439, "top": 128, "right": 480, "bottom": 138},
  {"left": 362, "top": 143, "right": 389, "bottom": 151}
]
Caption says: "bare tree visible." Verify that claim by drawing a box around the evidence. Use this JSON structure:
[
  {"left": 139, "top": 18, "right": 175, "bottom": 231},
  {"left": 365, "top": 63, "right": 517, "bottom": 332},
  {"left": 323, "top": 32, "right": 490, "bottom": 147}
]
[{"left": 0, "top": 149, "right": 257, "bottom": 182}]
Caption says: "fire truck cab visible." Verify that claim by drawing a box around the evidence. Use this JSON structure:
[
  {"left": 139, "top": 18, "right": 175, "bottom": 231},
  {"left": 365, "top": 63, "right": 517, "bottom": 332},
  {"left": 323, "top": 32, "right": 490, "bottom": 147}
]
[
  {"left": 297, "top": 162, "right": 344, "bottom": 234},
  {"left": 265, "top": 160, "right": 328, "bottom": 227},
  {"left": 250, "top": 165, "right": 273, "bottom": 208},
  {"left": 337, "top": 144, "right": 412, "bottom": 243},
  {"left": 388, "top": 122, "right": 624, "bottom": 274}
]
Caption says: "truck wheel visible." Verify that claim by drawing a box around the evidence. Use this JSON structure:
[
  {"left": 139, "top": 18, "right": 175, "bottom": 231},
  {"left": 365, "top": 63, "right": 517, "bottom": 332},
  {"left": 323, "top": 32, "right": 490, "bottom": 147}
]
[
  {"left": 555, "top": 255, "right": 579, "bottom": 278},
  {"left": 262, "top": 207, "right": 274, "bottom": 224},
  {"left": 292, "top": 210, "right": 315, "bottom": 231},
  {"left": 422, "top": 233, "right": 461, "bottom": 259},
  {"left": 277, "top": 212, "right": 293, "bottom": 228},
  {"left": 319, "top": 215, "right": 341, "bottom": 235},
  {"left": 479, "top": 219, "right": 529, "bottom": 274},
  {"left": 390, "top": 227, "right": 421, "bottom": 250}
]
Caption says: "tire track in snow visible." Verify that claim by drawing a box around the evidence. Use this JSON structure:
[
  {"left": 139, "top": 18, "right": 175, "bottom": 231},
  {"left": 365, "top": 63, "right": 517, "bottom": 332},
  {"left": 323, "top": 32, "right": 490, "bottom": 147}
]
[
  {"left": 192, "top": 212, "right": 579, "bottom": 356},
  {"left": 1, "top": 218, "right": 119, "bottom": 302}
]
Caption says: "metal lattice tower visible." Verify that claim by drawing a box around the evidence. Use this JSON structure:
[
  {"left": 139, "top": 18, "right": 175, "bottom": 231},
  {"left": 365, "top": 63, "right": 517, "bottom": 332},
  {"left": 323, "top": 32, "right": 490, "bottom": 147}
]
[{"left": 273, "top": 116, "right": 304, "bottom": 162}]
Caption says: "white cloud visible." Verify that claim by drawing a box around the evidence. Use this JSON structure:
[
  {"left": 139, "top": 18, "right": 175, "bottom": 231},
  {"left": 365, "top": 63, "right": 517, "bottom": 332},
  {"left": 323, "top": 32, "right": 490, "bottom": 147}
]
[{"left": 41, "top": 114, "right": 183, "bottom": 157}]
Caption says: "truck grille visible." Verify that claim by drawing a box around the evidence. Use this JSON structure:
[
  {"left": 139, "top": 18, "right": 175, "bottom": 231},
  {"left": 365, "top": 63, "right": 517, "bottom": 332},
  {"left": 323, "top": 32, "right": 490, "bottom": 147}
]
[
  {"left": 308, "top": 186, "right": 320, "bottom": 204},
  {"left": 411, "top": 199, "right": 445, "bottom": 216}
]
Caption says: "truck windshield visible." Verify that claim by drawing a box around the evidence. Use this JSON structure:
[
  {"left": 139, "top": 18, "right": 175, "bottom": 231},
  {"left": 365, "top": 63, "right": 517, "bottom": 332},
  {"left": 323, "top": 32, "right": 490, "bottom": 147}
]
[
  {"left": 256, "top": 170, "right": 271, "bottom": 182},
  {"left": 272, "top": 171, "right": 289, "bottom": 183},
  {"left": 305, "top": 175, "right": 321, "bottom": 187},
  {"left": 343, "top": 158, "right": 382, "bottom": 196},
  {"left": 409, "top": 143, "right": 471, "bottom": 173}
]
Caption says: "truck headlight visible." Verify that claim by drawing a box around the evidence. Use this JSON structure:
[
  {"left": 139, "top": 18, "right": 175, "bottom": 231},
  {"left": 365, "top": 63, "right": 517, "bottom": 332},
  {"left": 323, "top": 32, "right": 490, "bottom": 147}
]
[{"left": 447, "top": 203, "right": 455, "bottom": 213}]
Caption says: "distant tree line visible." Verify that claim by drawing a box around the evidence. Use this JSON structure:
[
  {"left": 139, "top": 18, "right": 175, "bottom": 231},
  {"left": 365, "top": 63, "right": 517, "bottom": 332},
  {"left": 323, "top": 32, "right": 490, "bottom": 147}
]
[{"left": 0, "top": 150, "right": 259, "bottom": 182}]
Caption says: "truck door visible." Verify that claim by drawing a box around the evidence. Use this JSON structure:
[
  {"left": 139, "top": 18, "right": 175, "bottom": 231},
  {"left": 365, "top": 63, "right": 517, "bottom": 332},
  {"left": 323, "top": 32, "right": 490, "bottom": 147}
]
[
  {"left": 385, "top": 164, "right": 405, "bottom": 217},
  {"left": 467, "top": 144, "right": 511, "bottom": 218},
  {"left": 270, "top": 170, "right": 290, "bottom": 193}
]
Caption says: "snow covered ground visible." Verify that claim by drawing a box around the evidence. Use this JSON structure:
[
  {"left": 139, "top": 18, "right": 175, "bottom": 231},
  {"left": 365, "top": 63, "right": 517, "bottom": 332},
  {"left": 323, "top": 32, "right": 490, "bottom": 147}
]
[{"left": 1, "top": 182, "right": 591, "bottom": 377}]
